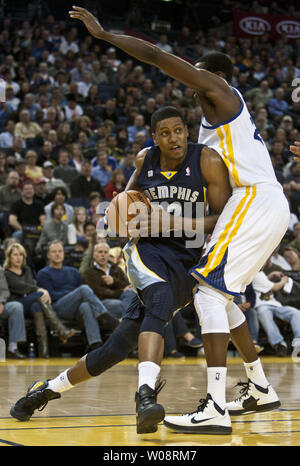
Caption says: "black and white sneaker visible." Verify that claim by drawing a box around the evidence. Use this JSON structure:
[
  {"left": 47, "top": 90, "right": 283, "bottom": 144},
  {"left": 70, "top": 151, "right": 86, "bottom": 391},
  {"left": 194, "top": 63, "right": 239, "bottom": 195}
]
[
  {"left": 10, "top": 380, "right": 61, "bottom": 421},
  {"left": 164, "top": 393, "right": 232, "bottom": 434},
  {"left": 226, "top": 379, "right": 280, "bottom": 415},
  {"left": 135, "top": 379, "right": 166, "bottom": 434}
]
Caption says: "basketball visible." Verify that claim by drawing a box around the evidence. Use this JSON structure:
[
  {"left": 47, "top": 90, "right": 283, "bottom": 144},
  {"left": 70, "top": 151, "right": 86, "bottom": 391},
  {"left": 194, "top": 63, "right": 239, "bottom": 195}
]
[{"left": 106, "top": 190, "right": 151, "bottom": 237}]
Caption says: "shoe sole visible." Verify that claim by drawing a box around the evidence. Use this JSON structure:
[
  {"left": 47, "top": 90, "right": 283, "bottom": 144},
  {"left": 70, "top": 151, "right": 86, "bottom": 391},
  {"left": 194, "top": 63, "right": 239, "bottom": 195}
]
[
  {"left": 229, "top": 400, "right": 281, "bottom": 416},
  {"left": 163, "top": 420, "right": 232, "bottom": 435},
  {"left": 10, "top": 405, "right": 31, "bottom": 422},
  {"left": 137, "top": 405, "right": 165, "bottom": 434}
]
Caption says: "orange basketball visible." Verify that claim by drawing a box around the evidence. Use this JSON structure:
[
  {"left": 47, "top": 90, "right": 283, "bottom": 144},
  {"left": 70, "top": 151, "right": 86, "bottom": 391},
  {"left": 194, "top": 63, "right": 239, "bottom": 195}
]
[{"left": 106, "top": 190, "right": 151, "bottom": 237}]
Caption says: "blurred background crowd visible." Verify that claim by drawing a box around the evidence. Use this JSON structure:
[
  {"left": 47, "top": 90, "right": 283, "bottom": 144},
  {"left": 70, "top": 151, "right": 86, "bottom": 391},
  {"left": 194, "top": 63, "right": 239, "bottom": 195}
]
[{"left": 0, "top": 0, "right": 299, "bottom": 360}]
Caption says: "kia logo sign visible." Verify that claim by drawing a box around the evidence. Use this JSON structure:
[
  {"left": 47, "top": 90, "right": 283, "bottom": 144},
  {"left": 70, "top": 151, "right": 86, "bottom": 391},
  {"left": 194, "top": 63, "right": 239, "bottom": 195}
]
[
  {"left": 240, "top": 16, "right": 271, "bottom": 35},
  {"left": 276, "top": 20, "right": 300, "bottom": 38}
]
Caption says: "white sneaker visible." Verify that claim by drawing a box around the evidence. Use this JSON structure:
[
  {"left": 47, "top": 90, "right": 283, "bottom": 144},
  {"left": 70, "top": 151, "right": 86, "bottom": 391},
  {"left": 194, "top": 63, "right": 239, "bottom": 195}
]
[
  {"left": 164, "top": 393, "right": 232, "bottom": 434},
  {"left": 226, "top": 379, "right": 280, "bottom": 415},
  {"left": 292, "top": 338, "right": 300, "bottom": 362}
]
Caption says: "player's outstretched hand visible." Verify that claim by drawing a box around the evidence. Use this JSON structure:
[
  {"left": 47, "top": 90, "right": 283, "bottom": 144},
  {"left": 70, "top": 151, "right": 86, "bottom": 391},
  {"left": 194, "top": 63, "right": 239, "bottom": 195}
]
[
  {"left": 290, "top": 141, "right": 300, "bottom": 163},
  {"left": 69, "top": 6, "right": 104, "bottom": 39}
]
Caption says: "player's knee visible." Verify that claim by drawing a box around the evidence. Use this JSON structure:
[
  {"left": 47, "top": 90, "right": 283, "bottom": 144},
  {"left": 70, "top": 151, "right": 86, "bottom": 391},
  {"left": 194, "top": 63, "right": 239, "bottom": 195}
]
[
  {"left": 139, "top": 314, "right": 166, "bottom": 336},
  {"left": 194, "top": 287, "right": 230, "bottom": 334}
]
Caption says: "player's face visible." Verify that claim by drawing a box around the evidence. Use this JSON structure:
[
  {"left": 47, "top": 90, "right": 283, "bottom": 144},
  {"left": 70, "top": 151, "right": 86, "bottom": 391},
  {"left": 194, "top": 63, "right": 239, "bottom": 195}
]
[{"left": 153, "top": 117, "right": 188, "bottom": 161}]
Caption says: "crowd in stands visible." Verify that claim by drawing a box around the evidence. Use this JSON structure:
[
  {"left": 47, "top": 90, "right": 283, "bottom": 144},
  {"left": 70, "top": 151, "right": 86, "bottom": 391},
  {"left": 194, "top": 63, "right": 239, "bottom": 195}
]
[{"left": 0, "top": 1, "right": 299, "bottom": 359}]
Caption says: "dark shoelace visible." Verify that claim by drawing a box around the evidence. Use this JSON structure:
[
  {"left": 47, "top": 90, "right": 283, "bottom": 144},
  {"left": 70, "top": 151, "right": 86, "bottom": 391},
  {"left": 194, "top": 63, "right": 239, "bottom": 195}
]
[{"left": 233, "top": 381, "right": 250, "bottom": 401}]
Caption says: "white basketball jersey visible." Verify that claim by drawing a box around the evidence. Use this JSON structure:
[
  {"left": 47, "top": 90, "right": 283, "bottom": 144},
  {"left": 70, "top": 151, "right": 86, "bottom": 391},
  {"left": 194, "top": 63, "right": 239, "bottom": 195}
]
[{"left": 198, "top": 87, "right": 280, "bottom": 189}]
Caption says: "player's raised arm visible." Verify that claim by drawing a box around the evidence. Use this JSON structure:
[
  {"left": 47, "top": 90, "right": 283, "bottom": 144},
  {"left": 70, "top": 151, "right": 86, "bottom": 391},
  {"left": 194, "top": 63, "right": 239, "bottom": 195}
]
[
  {"left": 290, "top": 141, "right": 300, "bottom": 163},
  {"left": 68, "top": 6, "right": 232, "bottom": 101}
]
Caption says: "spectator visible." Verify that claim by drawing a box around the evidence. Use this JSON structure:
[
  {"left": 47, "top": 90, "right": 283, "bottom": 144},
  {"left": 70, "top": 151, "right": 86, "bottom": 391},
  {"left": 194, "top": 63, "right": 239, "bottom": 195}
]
[
  {"left": 120, "top": 150, "right": 136, "bottom": 183},
  {"left": 33, "top": 177, "right": 49, "bottom": 207},
  {"left": 15, "top": 109, "right": 42, "bottom": 140},
  {"left": 246, "top": 80, "right": 273, "bottom": 111},
  {"left": 36, "top": 202, "right": 70, "bottom": 254},
  {"left": 70, "top": 158, "right": 105, "bottom": 200},
  {"left": 44, "top": 186, "right": 74, "bottom": 224},
  {"left": 91, "top": 152, "right": 112, "bottom": 188},
  {"left": 36, "top": 240, "right": 119, "bottom": 351},
  {"left": 0, "top": 152, "right": 8, "bottom": 186},
  {"left": 0, "top": 265, "right": 26, "bottom": 359},
  {"left": 42, "top": 162, "right": 69, "bottom": 195},
  {"left": 252, "top": 267, "right": 300, "bottom": 357},
  {"left": 127, "top": 114, "right": 147, "bottom": 143},
  {"left": 63, "top": 94, "right": 83, "bottom": 121},
  {"left": 53, "top": 149, "right": 78, "bottom": 186},
  {"left": 283, "top": 248, "right": 300, "bottom": 279},
  {"left": 104, "top": 168, "right": 126, "bottom": 200},
  {"left": 88, "top": 191, "right": 102, "bottom": 224},
  {"left": 82, "top": 242, "right": 135, "bottom": 319},
  {"left": 164, "top": 311, "right": 202, "bottom": 358},
  {"left": 9, "top": 180, "right": 46, "bottom": 243},
  {"left": 5, "top": 136, "right": 26, "bottom": 161},
  {"left": 0, "top": 171, "right": 21, "bottom": 232},
  {"left": 68, "top": 206, "right": 89, "bottom": 243},
  {"left": 268, "top": 88, "right": 289, "bottom": 121},
  {"left": 3, "top": 243, "right": 76, "bottom": 358},
  {"left": 286, "top": 223, "right": 300, "bottom": 256},
  {"left": 24, "top": 150, "right": 43, "bottom": 182},
  {"left": 0, "top": 120, "right": 20, "bottom": 149}
]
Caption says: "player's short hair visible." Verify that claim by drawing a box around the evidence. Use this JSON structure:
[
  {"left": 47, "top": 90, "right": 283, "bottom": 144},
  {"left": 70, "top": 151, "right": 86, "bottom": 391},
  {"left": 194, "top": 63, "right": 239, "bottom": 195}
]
[
  {"left": 151, "top": 106, "right": 185, "bottom": 133},
  {"left": 196, "top": 52, "right": 233, "bottom": 83}
]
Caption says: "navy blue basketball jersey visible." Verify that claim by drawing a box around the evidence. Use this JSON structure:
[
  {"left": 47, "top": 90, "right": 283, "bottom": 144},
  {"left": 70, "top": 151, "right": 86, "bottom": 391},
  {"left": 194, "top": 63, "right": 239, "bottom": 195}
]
[
  {"left": 123, "top": 142, "right": 208, "bottom": 310},
  {"left": 137, "top": 142, "right": 207, "bottom": 252}
]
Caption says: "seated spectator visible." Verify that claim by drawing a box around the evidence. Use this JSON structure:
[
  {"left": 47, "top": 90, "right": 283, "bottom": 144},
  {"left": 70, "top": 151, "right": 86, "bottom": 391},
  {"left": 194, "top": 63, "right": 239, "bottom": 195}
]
[
  {"left": 36, "top": 240, "right": 119, "bottom": 351},
  {"left": 267, "top": 88, "right": 289, "bottom": 122},
  {"left": 104, "top": 169, "right": 126, "bottom": 201},
  {"left": 44, "top": 186, "right": 74, "bottom": 224},
  {"left": 286, "top": 223, "right": 300, "bottom": 256},
  {"left": 164, "top": 314, "right": 203, "bottom": 359},
  {"left": 88, "top": 191, "right": 102, "bottom": 224},
  {"left": 155, "top": 34, "right": 173, "bottom": 54},
  {"left": 70, "top": 159, "right": 105, "bottom": 200},
  {"left": 24, "top": 150, "right": 43, "bottom": 182},
  {"left": 3, "top": 243, "right": 76, "bottom": 357},
  {"left": 79, "top": 232, "right": 107, "bottom": 275},
  {"left": 0, "top": 152, "right": 8, "bottom": 186},
  {"left": 5, "top": 136, "right": 26, "bottom": 161},
  {"left": 15, "top": 109, "right": 42, "bottom": 140},
  {"left": 53, "top": 148, "right": 78, "bottom": 187},
  {"left": 42, "top": 161, "right": 70, "bottom": 196},
  {"left": 68, "top": 206, "right": 89, "bottom": 243},
  {"left": 63, "top": 93, "right": 83, "bottom": 121},
  {"left": 252, "top": 266, "right": 300, "bottom": 358},
  {"left": 283, "top": 248, "right": 300, "bottom": 280},
  {"left": 234, "top": 285, "right": 263, "bottom": 354},
  {"left": 271, "top": 245, "right": 292, "bottom": 271},
  {"left": 0, "top": 265, "right": 26, "bottom": 359},
  {"left": 37, "top": 140, "right": 57, "bottom": 167},
  {"left": 33, "top": 177, "right": 49, "bottom": 207},
  {"left": 82, "top": 242, "right": 135, "bottom": 319},
  {"left": 91, "top": 152, "right": 112, "bottom": 188},
  {"left": 9, "top": 180, "right": 46, "bottom": 246},
  {"left": 127, "top": 114, "right": 147, "bottom": 143},
  {"left": 36, "top": 202, "right": 70, "bottom": 254},
  {"left": 0, "top": 171, "right": 21, "bottom": 235},
  {"left": 119, "top": 150, "right": 136, "bottom": 183},
  {"left": 0, "top": 120, "right": 20, "bottom": 149}
]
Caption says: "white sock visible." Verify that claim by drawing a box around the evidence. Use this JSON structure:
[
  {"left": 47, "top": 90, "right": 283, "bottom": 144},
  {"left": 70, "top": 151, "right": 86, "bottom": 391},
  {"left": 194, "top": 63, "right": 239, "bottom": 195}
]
[
  {"left": 138, "top": 361, "right": 160, "bottom": 390},
  {"left": 8, "top": 342, "right": 17, "bottom": 352},
  {"left": 47, "top": 369, "right": 74, "bottom": 393},
  {"left": 244, "top": 358, "right": 269, "bottom": 388},
  {"left": 207, "top": 367, "right": 227, "bottom": 410}
]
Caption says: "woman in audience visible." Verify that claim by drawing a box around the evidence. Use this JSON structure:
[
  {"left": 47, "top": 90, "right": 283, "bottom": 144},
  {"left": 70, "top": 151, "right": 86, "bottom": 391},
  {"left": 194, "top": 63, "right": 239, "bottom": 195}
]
[{"left": 3, "top": 243, "right": 77, "bottom": 357}]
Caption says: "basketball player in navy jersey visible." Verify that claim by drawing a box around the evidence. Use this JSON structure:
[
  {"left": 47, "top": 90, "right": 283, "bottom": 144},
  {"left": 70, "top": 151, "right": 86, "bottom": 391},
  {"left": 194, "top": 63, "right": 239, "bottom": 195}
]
[
  {"left": 10, "top": 107, "right": 232, "bottom": 434},
  {"left": 67, "top": 7, "right": 289, "bottom": 434}
]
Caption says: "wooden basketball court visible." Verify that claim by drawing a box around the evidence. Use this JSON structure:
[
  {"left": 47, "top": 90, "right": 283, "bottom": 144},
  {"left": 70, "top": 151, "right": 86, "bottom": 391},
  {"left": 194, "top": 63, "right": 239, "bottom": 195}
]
[{"left": 1, "top": 355, "right": 300, "bottom": 447}]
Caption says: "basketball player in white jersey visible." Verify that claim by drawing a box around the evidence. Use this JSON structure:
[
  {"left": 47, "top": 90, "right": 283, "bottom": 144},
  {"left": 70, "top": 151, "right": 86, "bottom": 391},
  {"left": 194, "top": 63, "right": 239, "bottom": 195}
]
[{"left": 69, "top": 7, "right": 290, "bottom": 434}]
